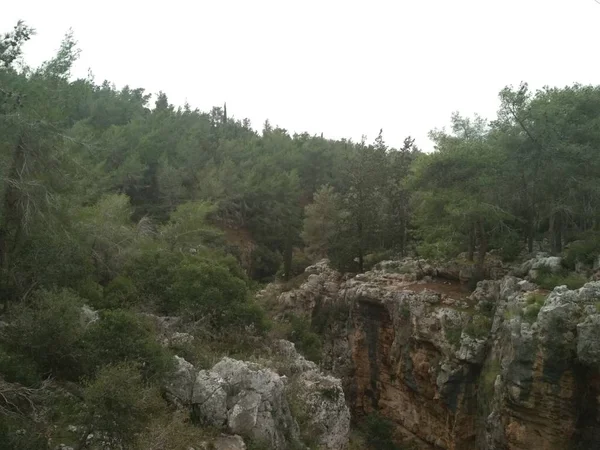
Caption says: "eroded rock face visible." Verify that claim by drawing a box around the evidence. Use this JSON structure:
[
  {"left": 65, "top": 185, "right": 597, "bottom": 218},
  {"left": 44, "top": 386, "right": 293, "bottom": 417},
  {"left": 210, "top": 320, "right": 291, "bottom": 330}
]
[
  {"left": 279, "top": 259, "right": 600, "bottom": 450},
  {"left": 165, "top": 347, "right": 350, "bottom": 450}
]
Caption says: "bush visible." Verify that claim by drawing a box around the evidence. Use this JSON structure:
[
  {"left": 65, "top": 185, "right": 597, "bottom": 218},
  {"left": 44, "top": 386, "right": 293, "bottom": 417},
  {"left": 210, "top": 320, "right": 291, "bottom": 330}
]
[
  {"left": 250, "top": 245, "right": 282, "bottom": 281},
  {"left": 83, "top": 363, "right": 165, "bottom": 445},
  {"left": 101, "top": 275, "right": 138, "bottom": 309},
  {"left": 522, "top": 292, "right": 547, "bottom": 323},
  {"left": 125, "top": 246, "right": 182, "bottom": 308},
  {"left": 464, "top": 315, "right": 492, "bottom": 339},
  {"left": 0, "top": 347, "right": 40, "bottom": 387},
  {"left": 1, "top": 289, "right": 85, "bottom": 380},
  {"left": 562, "top": 233, "right": 600, "bottom": 270},
  {"left": 536, "top": 268, "right": 587, "bottom": 290},
  {"left": 82, "top": 310, "right": 173, "bottom": 381},
  {"left": 287, "top": 315, "right": 322, "bottom": 363},
  {"left": 76, "top": 278, "right": 104, "bottom": 307},
  {"left": 169, "top": 258, "right": 250, "bottom": 324},
  {"left": 361, "top": 413, "right": 400, "bottom": 450}
]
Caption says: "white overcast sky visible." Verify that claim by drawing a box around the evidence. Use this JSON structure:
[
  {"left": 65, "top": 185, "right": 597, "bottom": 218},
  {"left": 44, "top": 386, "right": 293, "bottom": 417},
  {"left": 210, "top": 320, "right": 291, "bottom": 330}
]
[{"left": 2, "top": 0, "right": 600, "bottom": 150}]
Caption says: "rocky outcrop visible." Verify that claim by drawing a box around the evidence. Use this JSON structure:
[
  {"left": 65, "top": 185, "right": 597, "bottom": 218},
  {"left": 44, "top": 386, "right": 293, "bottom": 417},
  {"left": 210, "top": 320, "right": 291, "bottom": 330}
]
[
  {"left": 278, "top": 259, "right": 600, "bottom": 450},
  {"left": 165, "top": 343, "right": 351, "bottom": 450}
]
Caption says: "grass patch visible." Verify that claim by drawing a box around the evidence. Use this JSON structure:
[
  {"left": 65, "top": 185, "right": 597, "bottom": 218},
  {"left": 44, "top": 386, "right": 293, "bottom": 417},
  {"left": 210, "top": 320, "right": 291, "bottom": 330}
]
[{"left": 522, "top": 293, "right": 546, "bottom": 324}]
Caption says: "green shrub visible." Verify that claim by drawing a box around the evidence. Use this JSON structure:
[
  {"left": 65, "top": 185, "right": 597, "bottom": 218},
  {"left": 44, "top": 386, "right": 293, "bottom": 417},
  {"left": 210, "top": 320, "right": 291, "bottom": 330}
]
[
  {"left": 363, "top": 250, "right": 397, "bottom": 271},
  {"left": 82, "top": 363, "right": 165, "bottom": 445},
  {"left": 522, "top": 292, "right": 547, "bottom": 324},
  {"left": 169, "top": 258, "right": 251, "bottom": 325},
  {"left": 464, "top": 315, "right": 492, "bottom": 339},
  {"left": 287, "top": 315, "right": 323, "bottom": 363},
  {"left": 101, "top": 275, "right": 138, "bottom": 309},
  {"left": 250, "top": 245, "right": 282, "bottom": 281},
  {"left": 562, "top": 233, "right": 600, "bottom": 270},
  {"left": 1, "top": 289, "right": 85, "bottom": 380},
  {"left": 75, "top": 278, "right": 104, "bottom": 307},
  {"left": 361, "top": 413, "right": 400, "bottom": 450},
  {"left": 0, "top": 347, "right": 40, "bottom": 386},
  {"left": 0, "top": 415, "right": 48, "bottom": 450},
  {"left": 536, "top": 269, "right": 587, "bottom": 290},
  {"left": 82, "top": 310, "right": 173, "bottom": 381},
  {"left": 125, "top": 246, "right": 182, "bottom": 308}
]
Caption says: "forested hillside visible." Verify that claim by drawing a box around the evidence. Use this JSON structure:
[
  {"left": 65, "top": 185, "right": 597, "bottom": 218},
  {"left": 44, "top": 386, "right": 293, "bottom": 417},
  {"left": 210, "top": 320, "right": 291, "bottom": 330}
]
[{"left": 2, "top": 21, "right": 600, "bottom": 449}]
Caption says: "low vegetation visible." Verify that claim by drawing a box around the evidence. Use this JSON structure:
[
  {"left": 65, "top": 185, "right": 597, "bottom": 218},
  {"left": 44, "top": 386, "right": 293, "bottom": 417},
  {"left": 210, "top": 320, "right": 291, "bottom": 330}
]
[{"left": 535, "top": 266, "right": 587, "bottom": 290}]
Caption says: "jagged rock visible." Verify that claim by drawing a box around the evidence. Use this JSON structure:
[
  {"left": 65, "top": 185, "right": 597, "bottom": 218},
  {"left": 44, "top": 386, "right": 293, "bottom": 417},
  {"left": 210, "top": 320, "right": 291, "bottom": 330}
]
[
  {"left": 165, "top": 356, "right": 196, "bottom": 405},
  {"left": 210, "top": 357, "right": 299, "bottom": 449},
  {"left": 163, "top": 331, "right": 195, "bottom": 347},
  {"left": 193, "top": 370, "right": 228, "bottom": 426},
  {"left": 271, "top": 339, "right": 317, "bottom": 374},
  {"left": 271, "top": 259, "right": 600, "bottom": 449},
  {"left": 518, "top": 253, "right": 563, "bottom": 279},
  {"left": 517, "top": 279, "right": 537, "bottom": 292},
  {"left": 577, "top": 314, "right": 600, "bottom": 367},
  {"left": 291, "top": 370, "right": 350, "bottom": 450}
]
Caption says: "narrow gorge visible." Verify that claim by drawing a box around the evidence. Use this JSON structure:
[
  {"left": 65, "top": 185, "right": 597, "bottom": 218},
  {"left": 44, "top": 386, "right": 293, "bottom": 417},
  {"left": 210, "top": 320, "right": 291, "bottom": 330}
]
[{"left": 273, "top": 257, "right": 600, "bottom": 449}]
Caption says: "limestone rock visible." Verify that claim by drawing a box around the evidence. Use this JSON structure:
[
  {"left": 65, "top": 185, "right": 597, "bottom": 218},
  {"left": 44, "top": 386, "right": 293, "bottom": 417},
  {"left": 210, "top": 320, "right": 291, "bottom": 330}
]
[
  {"left": 269, "top": 258, "right": 600, "bottom": 449},
  {"left": 290, "top": 370, "right": 350, "bottom": 450},
  {"left": 212, "top": 434, "right": 246, "bottom": 450},
  {"left": 165, "top": 356, "right": 196, "bottom": 405},
  {"left": 577, "top": 314, "right": 600, "bottom": 367},
  {"left": 211, "top": 357, "right": 299, "bottom": 449},
  {"left": 193, "top": 370, "right": 228, "bottom": 426}
]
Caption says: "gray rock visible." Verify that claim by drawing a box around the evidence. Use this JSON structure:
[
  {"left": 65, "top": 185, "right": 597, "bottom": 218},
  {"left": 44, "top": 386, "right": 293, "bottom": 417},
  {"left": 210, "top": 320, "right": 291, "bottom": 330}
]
[
  {"left": 291, "top": 370, "right": 350, "bottom": 450},
  {"left": 193, "top": 370, "right": 228, "bottom": 426},
  {"left": 577, "top": 314, "right": 600, "bottom": 367},
  {"left": 165, "top": 356, "right": 196, "bottom": 405},
  {"left": 211, "top": 357, "right": 299, "bottom": 449},
  {"left": 211, "top": 434, "right": 246, "bottom": 450}
]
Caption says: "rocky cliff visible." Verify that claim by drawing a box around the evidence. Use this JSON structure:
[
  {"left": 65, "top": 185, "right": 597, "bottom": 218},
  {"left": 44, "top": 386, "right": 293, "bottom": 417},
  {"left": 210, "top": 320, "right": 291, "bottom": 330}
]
[{"left": 277, "top": 258, "right": 600, "bottom": 449}]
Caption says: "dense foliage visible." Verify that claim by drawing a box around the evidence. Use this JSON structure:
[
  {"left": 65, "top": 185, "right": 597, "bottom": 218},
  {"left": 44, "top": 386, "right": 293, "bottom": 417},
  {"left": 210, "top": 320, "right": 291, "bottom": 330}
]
[{"left": 2, "top": 21, "right": 600, "bottom": 449}]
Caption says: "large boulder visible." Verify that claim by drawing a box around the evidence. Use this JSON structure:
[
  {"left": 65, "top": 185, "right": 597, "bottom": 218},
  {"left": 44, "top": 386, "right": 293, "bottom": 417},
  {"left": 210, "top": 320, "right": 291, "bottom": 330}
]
[
  {"left": 289, "top": 370, "right": 350, "bottom": 450},
  {"left": 577, "top": 314, "right": 600, "bottom": 368},
  {"left": 192, "top": 370, "right": 228, "bottom": 426},
  {"left": 165, "top": 356, "right": 196, "bottom": 405},
  {"left": 208, "top": 357, "right": 299, "bottom": 449}
]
